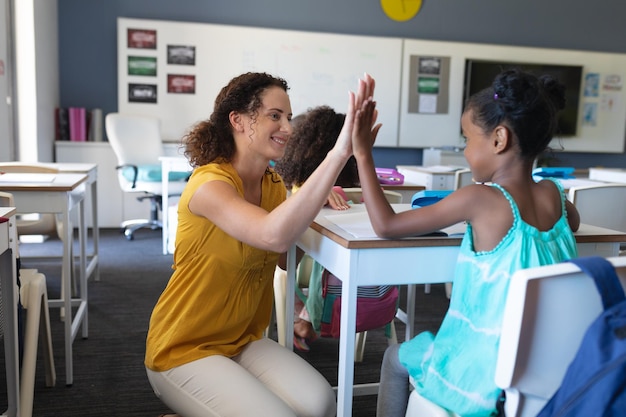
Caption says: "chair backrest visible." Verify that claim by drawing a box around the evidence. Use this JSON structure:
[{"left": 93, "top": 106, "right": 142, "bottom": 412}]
[
  {"left": 454, "top": 168, "right": 474, "bottom": 190},
  {"left": 342, "top": 187, "right": 404, "bottom": 204},
  {"left": 0, "top": 191, "right": 15, "bottom": 207},
  {"left": 105, "top": 113, "right": 164, "bottom": 166},
  {"left": 494, "top": 256, "right": 626, "bottom": 417},
  {"left": 567, "top": 183, "right": 626, "bottom": 232}
]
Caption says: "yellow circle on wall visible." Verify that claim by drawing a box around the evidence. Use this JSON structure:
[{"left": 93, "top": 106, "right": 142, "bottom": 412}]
[{"left": 380, "top": 0, "right": 423, "bottom": 22}]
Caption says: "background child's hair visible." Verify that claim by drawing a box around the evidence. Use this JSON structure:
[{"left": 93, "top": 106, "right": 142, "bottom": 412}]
[
  {"left": 464, "top": 68, "right": 566, "bottom": 159},
  {"left": 274, "top": 105, "right": 359, "bottom": 188}
]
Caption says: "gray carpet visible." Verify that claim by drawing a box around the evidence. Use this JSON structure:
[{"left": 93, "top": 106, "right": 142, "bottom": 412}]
[{"left": 1, "top": 228, "right": 449, "bottom": 416}]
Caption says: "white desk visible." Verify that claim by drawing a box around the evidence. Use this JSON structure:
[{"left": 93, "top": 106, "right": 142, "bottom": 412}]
[
  {"left": 160, "top": 156, "right": 193, "bottom": 254},
  {"left": 0, "top": 173, "right": 89, "bottom": 387},
  {"left": 0, "top": 162, "right": 100, "bottom": 281},
  {"left": 588, "top": 167, "right": 626, "bottom": 184},
  {"left": 287, "top": 204, "right": 626, "bottom": 416},
  {"left": 0, "top": 207, "right": 19, "bottom": 417}
]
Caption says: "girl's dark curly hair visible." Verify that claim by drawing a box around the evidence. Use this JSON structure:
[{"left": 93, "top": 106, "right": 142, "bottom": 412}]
[
  {"left": 274, "top": 105, "right": 359, "bottom": 188},
  {"left": 183, "top": 72, "right": 289, "bottom": 167},
  {"left": 465, "top": 67, "right": 566, "bottom": 159}
]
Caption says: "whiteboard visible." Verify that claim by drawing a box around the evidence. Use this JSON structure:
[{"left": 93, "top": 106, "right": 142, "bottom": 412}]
[
  {"left": 399, "top": 39, "right": 626, "bottom": 153},
  {"left": 117, "top": 18, "right": 402, "bottom": 146}
]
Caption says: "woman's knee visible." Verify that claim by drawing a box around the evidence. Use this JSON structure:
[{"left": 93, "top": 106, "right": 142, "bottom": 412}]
[{"left": 289, "top": 378, "right": 336, "bottom": 417}]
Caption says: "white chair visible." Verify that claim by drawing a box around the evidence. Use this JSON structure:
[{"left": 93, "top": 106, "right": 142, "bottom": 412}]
[
  {"left": 568, "top": 183, "right": 626, "bottom": 254},
  {"left": 19, "top": 268, "right": 56, "bottom": 417},
  {"left": 273, "top": 187, "right": 402, "bottom": 361},
  {"left": 567, "top": 183, "right": 626, "bottom": 233},
  {"left": 105, "top": 113, "right": 189, "bottom": 240},
  {"left": 453, "top": 168, "right": 474, "bottom": 190},
  {"left": 405, "top": 256, "right": 626, "bottom": 417}
]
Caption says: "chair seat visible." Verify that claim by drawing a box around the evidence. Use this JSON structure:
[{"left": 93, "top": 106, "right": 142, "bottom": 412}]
[
  {"left": 120, "top": 164, "right": 190, "bottom": 183},
  {"left": 119, "top": 178, "right": 188, "bottom": 195},
  {"left": 406, "top": 390, "right": 460, "bottom": 417}
]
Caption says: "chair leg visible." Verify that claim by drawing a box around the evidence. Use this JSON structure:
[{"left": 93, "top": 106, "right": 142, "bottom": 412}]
[
  {"left": 355, "top": 331, "right": 367, "bottom": 362},
  {"left": 40, "top": 285, "right": 56, "bottom": 387},
  {"left": 273, "top": 268, "right": 288, "bottom": 346},
  {"left": 387, "top": 320, "right": 398, "bottom": 345},
  {"left": 121, "top": 195, "right": 163, "bottom": 240},
  {"left": 19, "top": 270, "right": 56, "bottom": 417}
]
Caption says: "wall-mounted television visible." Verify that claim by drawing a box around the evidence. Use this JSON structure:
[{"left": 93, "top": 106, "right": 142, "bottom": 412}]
[{"left": 463, "top": 59, "right": 584, "bottom": 137}]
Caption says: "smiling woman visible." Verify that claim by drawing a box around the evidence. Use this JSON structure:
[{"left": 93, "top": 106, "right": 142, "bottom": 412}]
[{"left": 143, "top": 72, "right": 378, "bottom": 417}]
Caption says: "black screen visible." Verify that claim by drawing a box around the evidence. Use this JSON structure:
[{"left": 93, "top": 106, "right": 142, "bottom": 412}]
[{"left": 463, "top": 60, "right": 583, "bottom": 136}]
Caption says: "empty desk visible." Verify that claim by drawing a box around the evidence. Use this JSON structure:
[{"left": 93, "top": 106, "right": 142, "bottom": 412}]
[{"left": 0, "top": 172, "right": 89, "bottom": 386}]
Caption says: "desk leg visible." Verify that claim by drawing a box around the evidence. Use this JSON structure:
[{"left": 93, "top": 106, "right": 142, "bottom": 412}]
[
  {"left": 405, "top": 284, "right": 416, "bottom": 340},
  {"left": 61, "top": 205, "right": 74, "bottom": 386},
  {"left": 1, "top": 248, "right": 19, "bottom": 417},
  {"left": 78, "top": 199, "right": 88, "bottom": 340},
  {"left": 89, "top": 179, "right": 100, "bottom": 281},
  {"left": 337, "top": 268, "right": 359, "bottom": 417}
]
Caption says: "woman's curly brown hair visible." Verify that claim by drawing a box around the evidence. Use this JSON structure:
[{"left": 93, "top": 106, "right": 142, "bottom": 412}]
[
  {"left": 183, "top": 72, "right": 289, "bottom": 167},
  {"left": 274, "top": 105, "right": 359, "bottom": 188}
]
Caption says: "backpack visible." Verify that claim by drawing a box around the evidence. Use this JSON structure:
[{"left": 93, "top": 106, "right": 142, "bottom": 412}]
[
  {"left": 319, "top": 269, "right": 399, "bottom": 339},
  {"left": 535, "top": 256, "right": 626, "bottom": 417}
]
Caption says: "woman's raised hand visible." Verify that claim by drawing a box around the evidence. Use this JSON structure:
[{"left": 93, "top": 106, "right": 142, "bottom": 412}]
[
  {"left": 333, "top": 74, "right": 377, "bottom": 160},
  {"left": 352, "top": 93, "right": 382, "bottom": 159}
]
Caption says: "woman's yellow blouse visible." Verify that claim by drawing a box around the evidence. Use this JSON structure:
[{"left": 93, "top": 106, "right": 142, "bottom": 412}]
[{"left": 145, "top": 162, "right": 286, "bottom": 371}]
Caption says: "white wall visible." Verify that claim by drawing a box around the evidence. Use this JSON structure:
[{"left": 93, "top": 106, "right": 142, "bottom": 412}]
[
  {"left": 15, "top": 0, "right": 58, "bottom": 162},
  {"left": 0, "top": 0, "right": 16, "bottom": 161}
]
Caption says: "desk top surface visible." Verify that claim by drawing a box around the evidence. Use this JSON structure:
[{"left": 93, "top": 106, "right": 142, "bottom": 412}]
[
  {"left": 0, "top": 161, "right": 97, "bottom": 173},
  {"left": 311, "top": 204, "right": 626, "bottom": 250},
  {"left": 0, "top": 172, "right": 88, "bottom": 191}
]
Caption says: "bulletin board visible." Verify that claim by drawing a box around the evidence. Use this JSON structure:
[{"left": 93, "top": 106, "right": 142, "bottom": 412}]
[
  {"left": 399, "top": 39, "right": 626, "bottom": 153},
  {"left": 117, "top": 18, "right": 403, "bottom": 147}
]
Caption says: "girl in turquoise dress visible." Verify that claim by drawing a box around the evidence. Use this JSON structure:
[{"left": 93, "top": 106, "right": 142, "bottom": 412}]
[{"left": 351, "top": 69, "right": 581, "bottom": 417}]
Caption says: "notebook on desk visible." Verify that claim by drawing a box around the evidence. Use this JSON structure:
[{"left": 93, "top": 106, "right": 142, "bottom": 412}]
[
  {"left": 325, "top": 210, "right": 465, "bottom": 239},
  {"left": 0, "top": 173, "right": 57, "bottom": 183}
]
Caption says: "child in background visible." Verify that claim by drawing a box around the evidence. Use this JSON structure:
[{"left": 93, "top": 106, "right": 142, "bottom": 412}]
[
  {"left": 274, "top": 105, "right": 359, "bottom": 350},
  {"left": 352, "top": 70, "right": 581, "bottom": 416}
]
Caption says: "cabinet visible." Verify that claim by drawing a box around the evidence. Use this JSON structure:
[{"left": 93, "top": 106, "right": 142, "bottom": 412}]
[
  {"left": 396, "top": 165, "right": 458, "bottom": 190},
  {"left": 55, "top": 141, "right": 182, "bottom": 228}
]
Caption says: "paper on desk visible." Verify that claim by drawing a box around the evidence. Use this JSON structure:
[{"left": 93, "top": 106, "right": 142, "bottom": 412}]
[
  {"left": 325, "top": 211, "right": 378, "bottom": 238},
  {"left": 0, "top": 173, "right": 57, "bottom": 183},
  {"left": 423, "top": 165, "right": 466, "bottom": 172},
  {"left": 325, "top": 211, "right": 466, "bottom": 238}
]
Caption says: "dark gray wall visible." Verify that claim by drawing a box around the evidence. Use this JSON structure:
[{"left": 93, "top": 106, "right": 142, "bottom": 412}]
[{"left": 58, "top": 0, "right": 626, "bottom": 168}]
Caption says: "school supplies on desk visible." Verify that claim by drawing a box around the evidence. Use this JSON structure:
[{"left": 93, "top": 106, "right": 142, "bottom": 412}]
[
  {"left": 376, "top": 167, "right": 404, "bottom": 185},
  {"left": 411, "top": 190, "right": 453, "bottom": 209}
]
